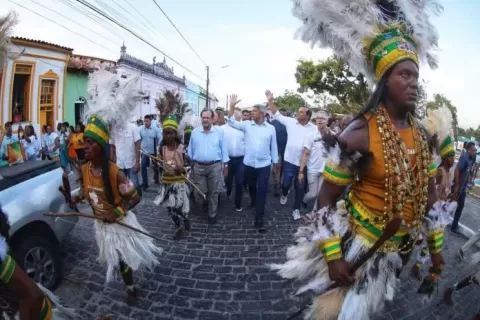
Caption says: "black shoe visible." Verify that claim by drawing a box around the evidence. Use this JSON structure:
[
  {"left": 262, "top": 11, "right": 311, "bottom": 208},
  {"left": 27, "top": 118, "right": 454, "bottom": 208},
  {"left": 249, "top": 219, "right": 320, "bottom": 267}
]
[
  {"left": 142, "top": 185, "right": 148, "bottom": 190},
  {"left": 254, "top": 220, "right": 266, "bottom": 233},
  {"left": 226, "top": 191, "right": 232, "bottom": 198},
  {"left": 174, "top": 227, "right": 184, "bottom": 241},
  {"left": 202, "top": 201, "right": 208, "bottom": 213},
  {"left": 250, "top": 202, "right": 256, "bottom": 209},
  {"left": 208, "top": 216, "right": 217, "bottom": 225},
  {"left": 126, "top": 286, "right": 138, "bottom": 306},
  {"left": 450, "top": 227, "right": 461, "bottom": 235},
  {"left": 154, "top": 180, "right": 160, "bottom": 185},
  {"left": 302, "top": 201, "right": 308, "bottom": 209},
  {"left": 273, "top": 184, "right": 280, "bottom": 197},
  {"left": 184, "top": 219, "right": 191, "bottom": 231}
]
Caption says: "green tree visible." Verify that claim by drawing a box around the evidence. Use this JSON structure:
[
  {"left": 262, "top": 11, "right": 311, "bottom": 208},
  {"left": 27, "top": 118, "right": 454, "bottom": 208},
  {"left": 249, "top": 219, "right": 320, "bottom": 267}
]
[
  {"left": 274, "top": 90, "right": 307, "bottom": 112},
  {"left": 425, "top": 93, "right": 459, "bottom": 139},
  {"left": 295, "top": 56, "right": 369, "bottom": 114},
  {"left": 458, "top": 126, "right": 480, "bottom": 141},
  {"left": 415, "top": 80, "right": 429, "bottom": 119}
]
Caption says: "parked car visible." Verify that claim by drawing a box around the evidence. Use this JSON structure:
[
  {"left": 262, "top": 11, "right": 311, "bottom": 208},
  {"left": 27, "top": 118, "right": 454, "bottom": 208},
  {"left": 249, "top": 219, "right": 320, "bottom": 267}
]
[{"left": 0, "top": 160, "right": 78, "bottom": 290}]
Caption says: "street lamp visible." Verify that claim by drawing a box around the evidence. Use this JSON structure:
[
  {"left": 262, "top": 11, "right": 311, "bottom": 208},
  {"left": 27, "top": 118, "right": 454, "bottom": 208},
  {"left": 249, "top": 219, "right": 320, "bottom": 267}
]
[{"left": 206, "top": 64, "right": 231, "bottom": 108}]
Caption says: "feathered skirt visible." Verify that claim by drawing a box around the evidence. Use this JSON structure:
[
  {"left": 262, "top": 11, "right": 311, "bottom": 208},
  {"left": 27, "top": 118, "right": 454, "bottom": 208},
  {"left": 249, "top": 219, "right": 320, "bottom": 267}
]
[
  {"left": 154, "top": 182, "right": 190, "bottom": 217},
  {"left": 270, "top": 199, "right": 458, "bottom": 320},
  {"left": 269, "top": 203, "right": 404, "bottom": 320},
  {"left": 94, "top": 212, "right": 163, "bottom": 282},
  {"left": 5, "top": 284, "right": 76, "bottom": 320}
]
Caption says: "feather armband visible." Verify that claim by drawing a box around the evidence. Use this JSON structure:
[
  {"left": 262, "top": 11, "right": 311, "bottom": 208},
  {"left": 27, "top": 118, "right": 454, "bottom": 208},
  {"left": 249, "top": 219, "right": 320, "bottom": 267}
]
[
  {"left": 317, "top": 237, "right": 343, "bottom": 262},
  {"left": 423, "top": 200, "right": 457, "bottom": 254},
  {"left": 114, "top": 206, "right": 125, "bottom": 221},
  {"left": 321, "top": 135, "right": 373, "bottom": 186},
  {"left": 0, "top": 254, "right": 15, "bottom": 283},
  {"left": 428, "top": 162, "right": 437, "bottom": 178}
]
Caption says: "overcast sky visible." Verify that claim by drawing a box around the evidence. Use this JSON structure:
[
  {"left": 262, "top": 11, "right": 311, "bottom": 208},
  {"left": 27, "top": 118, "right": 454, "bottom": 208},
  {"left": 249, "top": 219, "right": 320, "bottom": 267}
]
[{"left": 2, "top": 0, "right": 479, "bottom": 129}]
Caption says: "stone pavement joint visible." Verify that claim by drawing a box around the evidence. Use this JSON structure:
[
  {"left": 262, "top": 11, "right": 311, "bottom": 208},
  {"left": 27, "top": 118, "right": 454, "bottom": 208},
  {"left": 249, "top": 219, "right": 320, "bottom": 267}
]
[{"left": 56, "top": 176, "right": 480, "bottom": 319}]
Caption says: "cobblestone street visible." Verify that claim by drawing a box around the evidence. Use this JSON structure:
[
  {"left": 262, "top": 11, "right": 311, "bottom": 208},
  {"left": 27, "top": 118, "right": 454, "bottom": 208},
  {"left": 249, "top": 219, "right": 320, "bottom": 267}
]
[{"left": 54, "top": 180, "right": 480, "bottom": 320}]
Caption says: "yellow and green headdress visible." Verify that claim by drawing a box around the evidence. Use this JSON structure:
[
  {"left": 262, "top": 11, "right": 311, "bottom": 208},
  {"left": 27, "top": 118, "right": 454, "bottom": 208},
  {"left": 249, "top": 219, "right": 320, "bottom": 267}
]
[
  {"left": 291, "top": 1, "right": 442, "bottom": 82},
  {"left": 163, "top": 115, "right": 178, "bottom": 131},
  {"left": 184, "top": 125, "right": 193, "bottom": 135},
  {"left": 84, "top": 115, "right": 110, "bottom": 148},
  {"left": 365, "top": 26, "right": 419, "bottom": 81}
]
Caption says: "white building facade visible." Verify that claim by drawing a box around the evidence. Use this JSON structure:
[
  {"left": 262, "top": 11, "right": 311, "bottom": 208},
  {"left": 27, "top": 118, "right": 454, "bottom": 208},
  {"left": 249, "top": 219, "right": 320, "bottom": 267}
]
[
  {"left": 116, "top": 44, "right": 187, "bottom": 121},
  {"left": 1, "top": 37, "right": 71, "bottom": 133}
]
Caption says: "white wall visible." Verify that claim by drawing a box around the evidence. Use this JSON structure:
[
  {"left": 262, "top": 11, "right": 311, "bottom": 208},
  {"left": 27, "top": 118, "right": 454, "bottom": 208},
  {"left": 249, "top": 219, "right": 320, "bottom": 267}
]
[
  {"left": 117, "top": 64, "right": 187, "bottom": 120},
  {"left": 2, "top": 43, "right": 68, "bottom": 134}
]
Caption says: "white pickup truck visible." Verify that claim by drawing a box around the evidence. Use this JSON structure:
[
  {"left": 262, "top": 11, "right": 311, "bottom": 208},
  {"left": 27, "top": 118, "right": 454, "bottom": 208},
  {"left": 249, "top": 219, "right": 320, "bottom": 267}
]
[{"left": 0, "top": 160, "right": 78, "bottom": 290}]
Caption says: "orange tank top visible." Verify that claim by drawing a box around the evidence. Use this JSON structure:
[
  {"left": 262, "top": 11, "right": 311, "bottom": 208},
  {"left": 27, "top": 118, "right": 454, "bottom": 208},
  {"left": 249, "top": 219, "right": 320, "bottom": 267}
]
[
  {"left": 350, "top": 113, "right": 417, "bottom": 224},
  {"left": 82, "top": 162, "right": 124, "bottom": 217}
]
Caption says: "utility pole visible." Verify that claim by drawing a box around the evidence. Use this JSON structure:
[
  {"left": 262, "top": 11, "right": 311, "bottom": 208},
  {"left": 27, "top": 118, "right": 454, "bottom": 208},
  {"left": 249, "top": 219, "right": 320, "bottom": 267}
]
[{"left": 205, "top": 66, "right": 210, "bottom": 109}]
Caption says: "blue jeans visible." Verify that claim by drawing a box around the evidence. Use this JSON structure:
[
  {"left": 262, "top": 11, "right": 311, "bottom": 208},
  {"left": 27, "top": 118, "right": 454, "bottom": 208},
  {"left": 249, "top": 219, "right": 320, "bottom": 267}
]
[
  {"left": 225, "top": 156, "right": 245, "bottom": 209},
  {"left": 282, "top": 161, "right": 306, "bottom": 210},
  {"left": 141, "top": 153, "right": 159, "bottom": 187},
  {"left": 245, "top": 165, "right": 271, "bottom": 226},
  {"left": 121, "top": 167, "right": 140, "bottom": 189},
  {"left": 451, "top": 190, "right": 467, "bottom": 230}
]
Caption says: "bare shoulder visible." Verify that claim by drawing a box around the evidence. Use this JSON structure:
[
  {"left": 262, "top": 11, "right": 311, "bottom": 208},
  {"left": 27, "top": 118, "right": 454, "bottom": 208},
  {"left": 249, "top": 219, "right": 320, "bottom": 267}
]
[{"left": 338, "top": 117, "right": 369, "bottom": 154}]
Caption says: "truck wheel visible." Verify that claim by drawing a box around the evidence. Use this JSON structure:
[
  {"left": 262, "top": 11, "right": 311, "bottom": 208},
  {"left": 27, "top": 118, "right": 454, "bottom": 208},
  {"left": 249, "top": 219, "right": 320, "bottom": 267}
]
[{"left": 14, "top": 236, "right": 62, "bottom": 290}]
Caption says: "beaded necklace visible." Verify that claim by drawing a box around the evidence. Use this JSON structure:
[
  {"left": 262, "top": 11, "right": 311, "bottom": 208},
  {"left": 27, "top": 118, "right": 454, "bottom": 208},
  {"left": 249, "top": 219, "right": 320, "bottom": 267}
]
[{"left": 376, "top": 105, "right": 430, "bottom": 252}]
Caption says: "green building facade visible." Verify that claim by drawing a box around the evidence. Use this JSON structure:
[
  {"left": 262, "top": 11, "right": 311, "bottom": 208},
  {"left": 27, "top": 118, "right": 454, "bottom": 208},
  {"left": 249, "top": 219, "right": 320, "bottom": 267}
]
[
  {"left": 64, "top": 55, "right": 116, "bottom": 126},
  {"left": 64, "top": 70, "right": 88, "bottom": 126}
]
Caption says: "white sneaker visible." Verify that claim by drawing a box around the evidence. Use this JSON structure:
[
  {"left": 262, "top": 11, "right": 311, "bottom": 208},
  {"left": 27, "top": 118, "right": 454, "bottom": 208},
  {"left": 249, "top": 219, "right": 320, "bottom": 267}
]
[
  {"left": 280, "top": 190, "right": 289, "bottom": 205},
  {"left": 236, "top": 207, "right": 243, "bottom": 212},
  {"left": 292, "top": 209, "right": 301, "bottom": 220}
]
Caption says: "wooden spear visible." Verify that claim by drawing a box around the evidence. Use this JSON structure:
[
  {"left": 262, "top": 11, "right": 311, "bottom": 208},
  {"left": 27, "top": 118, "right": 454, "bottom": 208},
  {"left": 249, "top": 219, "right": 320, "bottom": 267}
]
[
  {"left": 44, "top": 212, "right": 161, "bottom": 241},
  {"left": 141, "top": 150, "right": 207, "bottom": 199}
]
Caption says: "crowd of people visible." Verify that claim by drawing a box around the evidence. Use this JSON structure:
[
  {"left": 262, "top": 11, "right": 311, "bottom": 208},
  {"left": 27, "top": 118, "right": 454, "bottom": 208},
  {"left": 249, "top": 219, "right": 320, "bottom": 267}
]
[{"left": 3, "top": 2, "right": 480, "bottom": 319}]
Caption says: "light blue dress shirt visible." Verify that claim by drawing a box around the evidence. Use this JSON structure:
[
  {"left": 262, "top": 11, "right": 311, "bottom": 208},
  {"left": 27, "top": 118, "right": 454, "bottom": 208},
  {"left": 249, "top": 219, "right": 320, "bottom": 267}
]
[
  {"left": 228, "top": 117, "right": 278, "bottom": 168},
  {"left": 187, "top": 126, "right": 229, "bottom": 163},
  {"left": 139, "top": 125, "right": 162, "bottom": 154}
]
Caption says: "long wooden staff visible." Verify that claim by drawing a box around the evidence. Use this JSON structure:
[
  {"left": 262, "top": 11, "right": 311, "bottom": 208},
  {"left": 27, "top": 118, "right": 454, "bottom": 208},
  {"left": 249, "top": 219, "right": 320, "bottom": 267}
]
[
  {"left": 141, "top": 150, "right": 207, "bottom": 200},
  {"left": 44, "top": 212, "right": 161, "bottom": 241}
]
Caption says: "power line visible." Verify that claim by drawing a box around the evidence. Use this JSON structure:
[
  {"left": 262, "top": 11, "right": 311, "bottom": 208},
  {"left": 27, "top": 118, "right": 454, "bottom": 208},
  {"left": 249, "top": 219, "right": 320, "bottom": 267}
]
[
  {"left": 151, "top": 0, "right": 207, "bottom": 66},
  {"left": 55, "top": 0, "right": 124, "bottom": 43},
  {"left": 9, "top": 0, "right": 118, "bottom": 55},
  {"left": 28, "top": 0, "right": 120, "bottom": 48},
  {"left": 122, "top": 0, "right": 169, "bottom": 43},
  {"left": 74, "top": 0, "right": 203, "bottom": 80}
]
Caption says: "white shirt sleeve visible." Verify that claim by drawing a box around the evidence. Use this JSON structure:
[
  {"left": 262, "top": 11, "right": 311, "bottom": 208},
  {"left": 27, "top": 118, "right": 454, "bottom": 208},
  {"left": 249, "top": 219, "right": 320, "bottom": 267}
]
[
  {"left": 132, "top": 125, "right": 141, "bottom": 142},
  {"left": 303, "top": 133, "right": 314, "bottom": 150}
]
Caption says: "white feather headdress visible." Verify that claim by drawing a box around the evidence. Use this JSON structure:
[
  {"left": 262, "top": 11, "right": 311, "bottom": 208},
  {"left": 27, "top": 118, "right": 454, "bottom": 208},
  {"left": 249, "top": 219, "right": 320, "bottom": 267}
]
[
  {"left": 84, "top": 69, "right": 144, "bottom": 136},
  {"left": 422, "top": 105, "right": 454, "bottom": 162},
  {"left": 178, "top": 111, "right": 201, "bottom": 139},
  {"left": 0, "top": 12, "right": 18, "bottom": 71},
  {"left": 291, "top": 0, "right": 443, "bottom": 82}
]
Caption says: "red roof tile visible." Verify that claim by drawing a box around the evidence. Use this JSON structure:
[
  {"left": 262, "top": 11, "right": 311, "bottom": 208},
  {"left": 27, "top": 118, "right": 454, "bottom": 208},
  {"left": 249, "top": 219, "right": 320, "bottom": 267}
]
[{"left": 11, "top": 36, "right": 73, "bottom": 52}]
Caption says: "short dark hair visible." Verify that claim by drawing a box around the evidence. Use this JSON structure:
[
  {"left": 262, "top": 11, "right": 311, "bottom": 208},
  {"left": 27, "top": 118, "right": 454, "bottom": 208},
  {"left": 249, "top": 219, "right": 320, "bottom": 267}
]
[
  {"left": 279, "top": 108, "right": 287, "bottom": 113},
  {"left": 63, "top": 121, "right": 70, "bottom": 127},
  {"left": 306, "top": 109, "right": 312, "bottom": 121},
  {"left": 466, "top": 142, "right": 476, "bottom": 150},
  {"left": 241, "top": 109, "right": 250, "bottom": 114},
  {"left": 201, "top": 108, "right": 214, "bottom": 118},
  {"left": 144, "top": 114, "right": 151, "bottom": 120}
]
